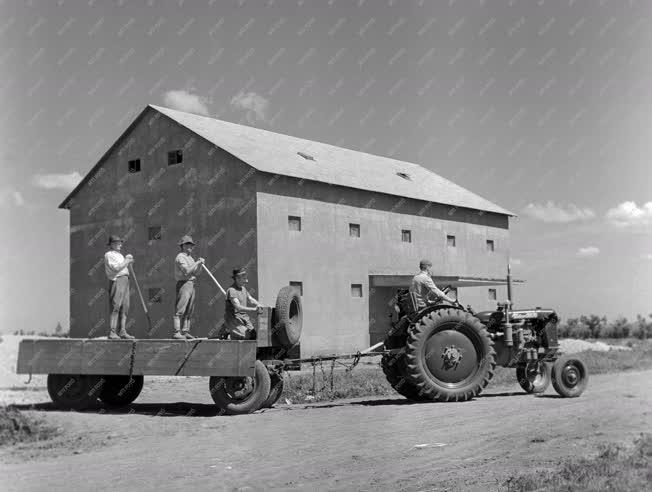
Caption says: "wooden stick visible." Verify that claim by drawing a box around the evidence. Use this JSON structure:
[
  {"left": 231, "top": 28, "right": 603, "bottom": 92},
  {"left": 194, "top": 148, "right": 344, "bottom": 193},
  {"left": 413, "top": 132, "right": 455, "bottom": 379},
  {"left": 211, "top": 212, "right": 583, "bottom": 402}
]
[
  {"left": 360, "top": 341, "right": 385, "bottom": 354},
  {"left": 129, "top": 264, "right": 153, "bottom": 332},
  {"left": 201, "top": 264, "right": 226, "bottom": 296}
]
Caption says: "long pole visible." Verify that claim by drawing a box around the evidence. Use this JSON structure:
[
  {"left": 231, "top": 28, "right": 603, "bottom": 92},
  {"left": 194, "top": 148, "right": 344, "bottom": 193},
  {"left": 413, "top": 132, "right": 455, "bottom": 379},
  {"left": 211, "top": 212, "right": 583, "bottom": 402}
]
[
  {"left": 201, "top": 264, "right": 226, "bottom": 296},
  {"left": 129, "top": 264, "right": 153, "bottom": 332}
]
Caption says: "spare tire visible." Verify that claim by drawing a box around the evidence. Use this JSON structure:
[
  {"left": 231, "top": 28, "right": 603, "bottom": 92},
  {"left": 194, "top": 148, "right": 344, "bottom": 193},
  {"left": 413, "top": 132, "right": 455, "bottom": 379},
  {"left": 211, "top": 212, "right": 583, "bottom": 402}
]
[
  {"left": 274, "top": 286, "right": 302, "bottom": 346},
  {"left": 405, "top": 308, "right": 496, "bottom": 402}
]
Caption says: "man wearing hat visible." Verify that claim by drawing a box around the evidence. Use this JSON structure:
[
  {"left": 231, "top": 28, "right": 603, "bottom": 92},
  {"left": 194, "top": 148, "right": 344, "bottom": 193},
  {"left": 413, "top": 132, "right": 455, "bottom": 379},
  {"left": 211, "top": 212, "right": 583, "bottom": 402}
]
[
  {"left": 173, "top": 235, "right": 204, "bottom": 339},
  {"left": 410, "top": 259, "right": 457, "bottom": 309},
  {"left": 104, "top": 235, "right": 135, "bottom": 339},
  {"left": 224, "top": 267, "right": 264, "bottom": 340}
]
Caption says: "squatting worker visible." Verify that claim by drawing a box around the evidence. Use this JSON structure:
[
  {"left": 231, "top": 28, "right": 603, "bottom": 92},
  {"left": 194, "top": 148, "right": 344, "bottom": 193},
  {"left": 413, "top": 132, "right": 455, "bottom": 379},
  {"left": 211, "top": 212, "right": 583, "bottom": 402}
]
[
  {"left": 104, "top": 235, "right": 135, "bottom": 339},
  {"left": 224, "top": 267, "right": 264, "bottom": 340},
  {"left": 410, "top": 259, "right": 457, "bottom": 309},
  {"left": 173, "top": 235, "right": 204, "bottom": 340}
]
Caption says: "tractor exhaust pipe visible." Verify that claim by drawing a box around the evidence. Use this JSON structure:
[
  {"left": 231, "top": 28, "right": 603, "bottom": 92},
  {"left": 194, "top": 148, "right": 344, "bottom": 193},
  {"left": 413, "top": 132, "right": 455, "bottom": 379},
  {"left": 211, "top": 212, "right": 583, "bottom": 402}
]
[{"left": 507, "top": 263, "right": 513, "bottom": 307}]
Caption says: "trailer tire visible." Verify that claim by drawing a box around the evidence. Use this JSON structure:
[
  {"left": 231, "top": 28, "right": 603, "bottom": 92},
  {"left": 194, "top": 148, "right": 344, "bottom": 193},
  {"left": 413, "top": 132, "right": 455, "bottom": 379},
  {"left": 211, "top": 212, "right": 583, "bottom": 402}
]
[
  {"left": 99, "top": 375, "right": 144, "bottom": 407},
  {"left": 381, "top": 352, "right": 428, "bottom": 401},
  {"left": 261, "top": 372, "right": 284, "bottom": 408},
  {"left": 47, "top": 374, "right": 100, "bottom": 410},
  {"left": 516, "top": 361, "right": 551, "bottom": 394},
  {"left": 552, "top": 355, "right": 588, "bottom": 398},
  {"left": 405, "top": 308, "right": 496, "bottom": 402},
  {"left": 274, "top": 286, "right": 302, "bottom": 346},
  {"left": 209, "top": 360, "right": 271, "bottom": 415}
]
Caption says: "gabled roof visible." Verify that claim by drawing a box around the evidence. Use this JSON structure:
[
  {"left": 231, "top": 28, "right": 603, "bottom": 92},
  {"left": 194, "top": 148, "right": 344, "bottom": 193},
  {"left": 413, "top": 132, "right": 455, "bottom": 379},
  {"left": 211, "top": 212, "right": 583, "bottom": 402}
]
[{"left": 62, "top": 104, "right": 515, "bottom": 216}]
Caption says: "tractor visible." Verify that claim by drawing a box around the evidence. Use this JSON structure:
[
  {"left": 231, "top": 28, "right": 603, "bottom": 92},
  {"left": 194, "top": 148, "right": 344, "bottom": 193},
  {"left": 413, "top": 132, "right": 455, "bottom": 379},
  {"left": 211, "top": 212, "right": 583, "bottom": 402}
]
[{"left": 381, "top": 288, "right": 589, "bottom": 402}]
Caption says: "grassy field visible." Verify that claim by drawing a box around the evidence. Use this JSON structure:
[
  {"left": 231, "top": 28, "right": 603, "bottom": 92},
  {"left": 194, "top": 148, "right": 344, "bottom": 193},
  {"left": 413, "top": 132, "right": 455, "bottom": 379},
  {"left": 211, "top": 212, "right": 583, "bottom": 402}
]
[
  {"left": 503, "top": 433, "right": 652, "bottom": 492},
  {"left": 0, "top": 406, "right": 59, "bottom": 447},
  {"left": 282, "top": 339, "right": 652, "bottom": 404}
]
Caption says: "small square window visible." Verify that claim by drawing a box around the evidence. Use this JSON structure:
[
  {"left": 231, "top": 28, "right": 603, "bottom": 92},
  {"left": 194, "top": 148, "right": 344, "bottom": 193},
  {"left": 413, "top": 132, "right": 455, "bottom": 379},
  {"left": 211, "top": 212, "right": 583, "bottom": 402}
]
[
  {"left": 448, "top": 287, "right": 458, "bottom": 301},
  {"left": 288, "top": 216, "right": 302, "bottom": 231},
  {"left": 401, "top": 229, "right": 412, "bottom": 243},
  {"left": 351, "top": 284, "right": 363, "bottom": 298},
  {"left": 447, "top": 235, "right": 456, "bottom": 247},
  {"left": 148, "top": 226, "right": 162, "bottom": 241},
  {"left": 128, "top": 159, "right": 141, "bottom": 173},
  {"left": 290, "top": 281, "right": 303, "bottom": 296},
  {"left": 148, "top": 288, "right": 163, "bottom": 303},
  {"left": 168, "top": 149, "right": 183, "bottom": 165},
  {"left": 488, "top": 289, "right": 497, "bottom": 301},
  {"left": 349, "top": 223, "right": 360, "bottom": 238},
  {"left": 486, "top": 239, "right": 495, "bottom": 252}
]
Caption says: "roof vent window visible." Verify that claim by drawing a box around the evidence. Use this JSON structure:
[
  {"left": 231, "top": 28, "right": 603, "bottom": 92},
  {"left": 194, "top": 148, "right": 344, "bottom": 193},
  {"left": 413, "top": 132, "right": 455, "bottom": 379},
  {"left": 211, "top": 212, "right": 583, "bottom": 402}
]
[
  {"left": 396, "top": 172, "right": 411, "bottom": 180},
  {"left": 297, "top": 151, "right": 315, "bottom": 161}
]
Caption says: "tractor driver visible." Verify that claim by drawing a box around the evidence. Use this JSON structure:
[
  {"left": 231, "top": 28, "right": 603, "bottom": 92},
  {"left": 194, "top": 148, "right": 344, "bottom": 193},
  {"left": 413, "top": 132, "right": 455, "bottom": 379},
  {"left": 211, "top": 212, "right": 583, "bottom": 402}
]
[
  {"left": 224, "top": 267, "right": 264, "bottom": 340},
  {"left": 410, "top": 259, "right": 457, "bottom": 309}
]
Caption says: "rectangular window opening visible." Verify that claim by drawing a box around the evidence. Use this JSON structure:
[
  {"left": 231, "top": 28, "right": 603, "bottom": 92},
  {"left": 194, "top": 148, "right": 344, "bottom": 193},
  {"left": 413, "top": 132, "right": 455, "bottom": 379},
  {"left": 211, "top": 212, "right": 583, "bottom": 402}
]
[
  {"left": 288, "top": 216, "right": 302, "bottom": 231},
  {"left": 488, "top": 289, "right": 497, "bottom": 301},
  {"left": 128, "top": 159, "right": 141, "bottom": 173},
  {"left": 168, "top": 149, "right": 183, "bottom": 166},
  {"left": 448, "top": 287, "right": 458, "bottom": 301},
  {"left": 289, "top": 281, "right": 303, "bottom": 296},
  {"left": 486, "top": 239, "right": 495, "bottom": 252},
  {"left": 351, "top": 284, "right": 363, "bottom": 298},
  {"left": 148, "top": 226, "right": 162, "bottom": 241},
  {"left": 349, "top": 223, "right": 360, "bottom": 238},
  {"left": 148, "top": 288, "right": 163, "bottom": 303},
  {"left": 447, "top": 235, "right": 456, "bottom": 247},
  {"left": 401, "top": 229, "right": 412, "bottom": 243}
]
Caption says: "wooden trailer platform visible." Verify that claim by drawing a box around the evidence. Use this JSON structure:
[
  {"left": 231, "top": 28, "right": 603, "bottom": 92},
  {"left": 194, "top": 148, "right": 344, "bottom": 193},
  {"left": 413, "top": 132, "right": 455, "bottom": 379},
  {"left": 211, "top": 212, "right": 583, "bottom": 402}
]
[{"left": 16, "top": 338, "right": 257, "bottom": 378}]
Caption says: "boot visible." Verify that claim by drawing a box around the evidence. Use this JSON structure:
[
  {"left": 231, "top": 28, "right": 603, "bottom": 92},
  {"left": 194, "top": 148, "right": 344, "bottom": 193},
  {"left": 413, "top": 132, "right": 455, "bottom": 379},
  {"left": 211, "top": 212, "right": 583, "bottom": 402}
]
[
  {"left": 119, "top": 315, "right": 135, "bottom": 339},
  {"left": 181, "top": 318, "right": 196, "bottom": 340},
  {"left": 172, "top": 317, "right": 185, "bottom": 340},
  {"left": 108, "top": 314, "right": 120, "bottom": 339}
]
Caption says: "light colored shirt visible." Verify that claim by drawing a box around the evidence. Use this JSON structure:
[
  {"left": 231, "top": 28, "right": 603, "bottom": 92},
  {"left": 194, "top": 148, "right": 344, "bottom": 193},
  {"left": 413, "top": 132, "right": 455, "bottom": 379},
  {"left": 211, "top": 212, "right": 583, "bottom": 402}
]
[
  {"left": 104, "top": 250, "right": 129, "bottom": 281},
  {"left": 224, "top": 285, "right": 251, "bottom": 328},
  {"left": 409, "top": 271, "right": 441, "bottom": 308},
  {"left": 175, "top": 252, "right": 198, "bottom": 281}
]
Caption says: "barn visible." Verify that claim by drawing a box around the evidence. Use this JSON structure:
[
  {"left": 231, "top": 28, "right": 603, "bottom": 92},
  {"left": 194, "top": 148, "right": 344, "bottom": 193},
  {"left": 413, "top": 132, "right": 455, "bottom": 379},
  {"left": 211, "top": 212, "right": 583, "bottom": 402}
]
[{"left": 61, "top": 104, "right": 515, "bottom": 356}]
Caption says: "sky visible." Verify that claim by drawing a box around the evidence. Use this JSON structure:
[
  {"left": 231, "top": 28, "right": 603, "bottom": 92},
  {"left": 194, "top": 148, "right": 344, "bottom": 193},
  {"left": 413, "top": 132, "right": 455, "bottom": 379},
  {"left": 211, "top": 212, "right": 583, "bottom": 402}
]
[{"left": 1, "top": 0, "right": 651, "bottom": 334}]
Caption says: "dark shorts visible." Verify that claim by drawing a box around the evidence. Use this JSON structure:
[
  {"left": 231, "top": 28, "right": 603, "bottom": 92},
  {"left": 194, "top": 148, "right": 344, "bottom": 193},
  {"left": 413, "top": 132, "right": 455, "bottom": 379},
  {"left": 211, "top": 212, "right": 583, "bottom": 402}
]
[
  {"left": 109, "top": 276, "right": 130, "bottom": 315},
  {"left": 175, "top": 280, "right": 195, "bottom": 318}
]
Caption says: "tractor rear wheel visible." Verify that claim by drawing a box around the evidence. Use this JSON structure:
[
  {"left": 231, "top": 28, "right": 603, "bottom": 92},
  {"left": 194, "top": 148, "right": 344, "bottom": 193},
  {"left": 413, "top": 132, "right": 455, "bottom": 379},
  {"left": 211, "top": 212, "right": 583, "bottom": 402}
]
[
  {"left": 209, "top": 360, "right": 271, "bottom": 415},
  {"left": 99, "top": 375, "right": 144, "bottom": 407},
  {"left": 551, "top": 355, "right": 588, "bottom": 397},
  {"left": 405, "top": 308, "right": 496, "bottom": 402},
  {"left": 516, "top": 361, "right": 551, "bottom": 394},
  {"left": 381, "top": 352, "right": 428, "bottom": 401},
  {"left": 47, "top": 374, "right": 100, "bottom": 410}
]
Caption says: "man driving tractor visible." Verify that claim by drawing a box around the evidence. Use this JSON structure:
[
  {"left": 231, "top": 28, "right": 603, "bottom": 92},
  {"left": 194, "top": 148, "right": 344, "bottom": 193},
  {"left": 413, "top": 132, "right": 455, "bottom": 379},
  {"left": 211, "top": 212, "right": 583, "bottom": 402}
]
[{"left": 410, "top": 259, "right": 457, "bottom": 308}]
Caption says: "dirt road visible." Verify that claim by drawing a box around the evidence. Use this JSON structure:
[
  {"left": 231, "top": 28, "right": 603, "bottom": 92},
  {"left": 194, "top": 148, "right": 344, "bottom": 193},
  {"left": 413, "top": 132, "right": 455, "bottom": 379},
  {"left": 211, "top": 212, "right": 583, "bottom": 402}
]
[{"left": 1, "top": 370, "right": 651, "bottom": 492}]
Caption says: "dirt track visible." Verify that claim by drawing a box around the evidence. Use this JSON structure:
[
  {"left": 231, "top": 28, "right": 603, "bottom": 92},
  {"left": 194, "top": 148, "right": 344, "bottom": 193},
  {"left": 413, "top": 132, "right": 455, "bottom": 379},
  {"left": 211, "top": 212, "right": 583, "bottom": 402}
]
[{"left": 1, "top": 370, "right": 651, "bottom": 492}]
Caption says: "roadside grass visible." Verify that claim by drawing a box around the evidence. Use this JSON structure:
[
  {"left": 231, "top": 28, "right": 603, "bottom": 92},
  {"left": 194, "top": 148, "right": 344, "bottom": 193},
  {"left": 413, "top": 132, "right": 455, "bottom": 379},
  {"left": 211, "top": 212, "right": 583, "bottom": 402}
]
[
  {"left": 0, "top": 406, "right": 59, "bottom": 446},
  {"left": 282, "top": 340, "right": 652, "bottom": 404},
  {"left": 503, "top": 433, "right": 652, "bottom": 492}
]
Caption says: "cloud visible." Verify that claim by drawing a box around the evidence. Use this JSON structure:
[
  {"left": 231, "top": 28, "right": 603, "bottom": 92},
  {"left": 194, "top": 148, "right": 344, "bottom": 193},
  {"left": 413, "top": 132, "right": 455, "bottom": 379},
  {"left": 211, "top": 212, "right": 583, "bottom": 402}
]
[
  {"left": 0, "top": 189, "right": 24, "bottom": 206},
  {"left": 605, "top": 201, "right": 652, "bottom": 227},
  {"left": 522, "top": 201, "right": 595, "bottom": 223},
  {"left": 577, "top": 246, "right": 600, "bottom": 257},
  {"left": 162, "top": 90, "right": 210, "bottom": 116},
  {"left": 32, "top": 172, "right": 82, "bottom": 191},
  {"left": 230, "top": 91, "right": 269, "bottom": 123}
]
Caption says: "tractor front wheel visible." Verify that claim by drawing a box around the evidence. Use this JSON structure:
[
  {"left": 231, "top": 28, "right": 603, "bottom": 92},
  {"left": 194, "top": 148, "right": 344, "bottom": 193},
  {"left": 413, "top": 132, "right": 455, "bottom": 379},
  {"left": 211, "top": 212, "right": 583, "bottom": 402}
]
[
  {"left": 209, "top": 360, "right": 271, "bottom": 415},
  {"left": 516, "top": 361, "right": 552, "bottom": 394},
  {"left": 551, "top": 355, "right": 588, "bottom": 397}
]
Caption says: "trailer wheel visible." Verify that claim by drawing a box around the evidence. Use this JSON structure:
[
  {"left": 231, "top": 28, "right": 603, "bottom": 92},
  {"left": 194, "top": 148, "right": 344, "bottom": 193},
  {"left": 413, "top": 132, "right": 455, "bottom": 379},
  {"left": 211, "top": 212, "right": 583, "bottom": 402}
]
[
  {"left": 516, "top": 361, "right": 552, "bottom": 394},
  {"left": 47, "top": 374, "right": 100, "bottom": 410},
  {"left": 552, "top": 355, "right": 588, "bottom": 398},
  {"left": 381, "top": 352, "right": 428, "bottom": 401},
  {"left": 209, "top": 360, "right": 271, "bottom": 415},
  {"left": 274, "top": 286, "right": 302, "bottom": 346},
  {"left": 99, "top": 375, "right": 144, "bottom": 407},
  {"left": 405, "top": 308, "right": 496, "bottom": 402},
  {"left": 261, "top": 372, "right": 284, "bottom": 409}
]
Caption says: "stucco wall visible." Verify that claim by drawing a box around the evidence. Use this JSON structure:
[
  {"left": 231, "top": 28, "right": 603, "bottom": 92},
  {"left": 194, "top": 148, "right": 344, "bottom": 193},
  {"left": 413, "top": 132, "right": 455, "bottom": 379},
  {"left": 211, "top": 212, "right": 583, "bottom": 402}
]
[
  {"left": 256, "top": 189, "right": 509, "bottom": 356},
  {"left": 66, "top": 108, "right": 258, "bottom": 338}
]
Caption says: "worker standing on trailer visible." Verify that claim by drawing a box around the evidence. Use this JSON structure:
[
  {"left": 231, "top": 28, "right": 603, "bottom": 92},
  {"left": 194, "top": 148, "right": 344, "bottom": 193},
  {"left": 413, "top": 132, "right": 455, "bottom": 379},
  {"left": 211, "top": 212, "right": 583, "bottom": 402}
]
[
  {"left": 104, "top": 235, "right": 135, "bottom": 339},
  {"left": 410, "top": 259, "right": 457, "bottom": 308},
  {"left": 173, "top": 235, "right": 204, "bottom": 340},
  {"left": 224, "top": 267, "right": 263, "bottom": 340}
]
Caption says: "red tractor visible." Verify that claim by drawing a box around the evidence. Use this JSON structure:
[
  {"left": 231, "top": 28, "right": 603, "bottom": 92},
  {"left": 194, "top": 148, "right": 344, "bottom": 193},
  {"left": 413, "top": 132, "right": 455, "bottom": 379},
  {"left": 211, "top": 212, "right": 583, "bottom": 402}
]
[{"left": 382, "top": 289, "right": 588, "bottom": 402}]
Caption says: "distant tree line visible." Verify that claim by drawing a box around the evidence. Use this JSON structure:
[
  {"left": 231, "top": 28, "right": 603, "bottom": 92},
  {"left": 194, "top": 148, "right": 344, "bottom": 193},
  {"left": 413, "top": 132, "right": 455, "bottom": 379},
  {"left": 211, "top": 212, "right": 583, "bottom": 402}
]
[
  {"left": 557, "top": 314, "right": 652, "bottom": 339},
  {"left": 12, "top": 322, "right": 68, "bottom": 338}
]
